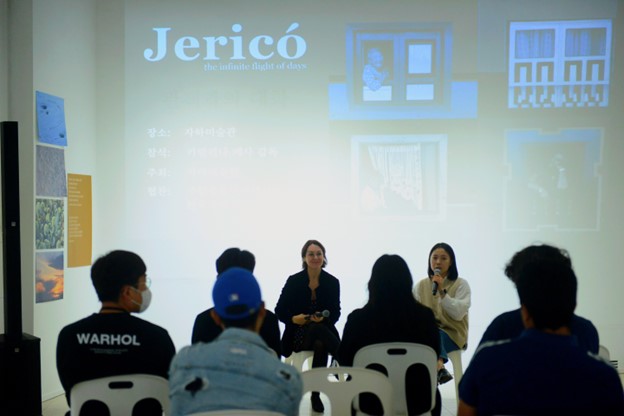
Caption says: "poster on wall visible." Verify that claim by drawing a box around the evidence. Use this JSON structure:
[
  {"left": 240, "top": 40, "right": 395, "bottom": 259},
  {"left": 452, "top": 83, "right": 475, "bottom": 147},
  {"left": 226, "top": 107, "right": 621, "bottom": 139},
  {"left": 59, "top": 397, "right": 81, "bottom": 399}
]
[
  {"left": 35, "top": 90, "right": 68, "bottom": 146},
  {"left": 67, "top": 174, "right": 93, "bottom": 267},
  {"left": 36, "top": 144, "right": 67, "bottom": 197},
  {"left": 35, "top": 251, "right": 64, "bottom": 303}
]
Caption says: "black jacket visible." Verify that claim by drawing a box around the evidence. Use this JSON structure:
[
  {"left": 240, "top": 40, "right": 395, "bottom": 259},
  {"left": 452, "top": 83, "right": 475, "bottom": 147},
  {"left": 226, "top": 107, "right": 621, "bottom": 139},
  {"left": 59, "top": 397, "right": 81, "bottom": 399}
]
[{"left": 275, "top": 269, "right": 341, "bottom": 357}]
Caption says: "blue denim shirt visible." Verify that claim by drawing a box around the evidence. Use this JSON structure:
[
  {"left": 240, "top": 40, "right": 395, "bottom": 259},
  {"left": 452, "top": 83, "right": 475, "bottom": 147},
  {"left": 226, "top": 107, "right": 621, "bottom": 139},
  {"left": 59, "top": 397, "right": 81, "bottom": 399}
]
[{"left": 169, "top": 328, "right": 302, "bottom": 416}]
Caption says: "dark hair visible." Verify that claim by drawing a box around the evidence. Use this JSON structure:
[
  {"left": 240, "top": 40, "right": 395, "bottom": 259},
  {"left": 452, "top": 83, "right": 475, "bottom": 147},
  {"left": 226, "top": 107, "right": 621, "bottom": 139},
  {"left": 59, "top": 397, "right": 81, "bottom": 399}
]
[
  {"left": 427, "top": 242, "right": 459, "bottom": 281},
  {"left": 366, "top": 254, "right": 433, "bottom": 337},
  {"left": 300, "top": 239, "right": 327, "bottom": 269},
  {"left": 91, "top": 250, "right": 146, "bottom": 302},
  {"left": 216, "top": 248, "right": 256, "bottom": 274},
  {"left": 516, "top": 260, "right": 577, "bottom": 330},
  {"left": 220, "top": 310, "right": 261, "bottom": 329},
  {"left": 505, "top": 244, "right": 571, "bottom": 284},
  {"left": 367, "top": 254, "right": 414, "bottom": 311}
]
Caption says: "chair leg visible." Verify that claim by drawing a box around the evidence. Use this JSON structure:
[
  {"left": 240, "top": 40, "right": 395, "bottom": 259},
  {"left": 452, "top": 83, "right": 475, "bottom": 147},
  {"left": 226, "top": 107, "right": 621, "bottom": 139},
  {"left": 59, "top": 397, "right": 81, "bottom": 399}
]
[{"left": 447, "top": 350, "right": 463, "bottom": 403}]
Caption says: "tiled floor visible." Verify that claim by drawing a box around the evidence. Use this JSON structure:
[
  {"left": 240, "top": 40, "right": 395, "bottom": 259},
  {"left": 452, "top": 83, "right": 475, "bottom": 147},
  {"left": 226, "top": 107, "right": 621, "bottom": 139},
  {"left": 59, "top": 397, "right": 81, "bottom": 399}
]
[{"left": 42, "top": 392, "right": 459, "bottom": 415}]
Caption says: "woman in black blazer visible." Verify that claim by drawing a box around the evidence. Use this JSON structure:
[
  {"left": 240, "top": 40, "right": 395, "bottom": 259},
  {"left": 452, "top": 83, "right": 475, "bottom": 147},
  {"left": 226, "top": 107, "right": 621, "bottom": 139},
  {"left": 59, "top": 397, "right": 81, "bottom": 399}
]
[{"left": 275, "top": 239, "right": 341, "bottom": 413}]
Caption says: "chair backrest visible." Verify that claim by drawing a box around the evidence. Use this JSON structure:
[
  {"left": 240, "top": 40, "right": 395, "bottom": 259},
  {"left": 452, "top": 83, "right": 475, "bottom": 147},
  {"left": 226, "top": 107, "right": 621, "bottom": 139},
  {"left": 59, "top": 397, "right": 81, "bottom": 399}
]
[
  {"left": 186, "top": 411, "right": 286, "bottom": 416},
  {"left": 301, "top": 366, "right": 393, "bottom": 415},
  {"left": 353, "top": 342, "right": 437, "bottom": 416},
  {"left": 70, "top": 373, "right": 169, "bottom": 415}
]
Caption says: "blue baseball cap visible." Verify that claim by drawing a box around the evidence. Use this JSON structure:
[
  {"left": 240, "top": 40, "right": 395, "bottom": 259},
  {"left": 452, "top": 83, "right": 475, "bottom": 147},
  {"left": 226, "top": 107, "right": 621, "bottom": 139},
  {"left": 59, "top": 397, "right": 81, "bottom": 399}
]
[{"left": 212, "top": 267, "right": 262, "bottom": 320}]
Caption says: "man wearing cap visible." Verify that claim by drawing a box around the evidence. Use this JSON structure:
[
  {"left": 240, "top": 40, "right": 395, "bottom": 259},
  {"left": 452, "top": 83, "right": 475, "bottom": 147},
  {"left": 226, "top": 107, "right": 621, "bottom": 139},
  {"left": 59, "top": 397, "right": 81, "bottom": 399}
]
[{"left": 169, "top": 267, "right": 303, "bottom": 416}]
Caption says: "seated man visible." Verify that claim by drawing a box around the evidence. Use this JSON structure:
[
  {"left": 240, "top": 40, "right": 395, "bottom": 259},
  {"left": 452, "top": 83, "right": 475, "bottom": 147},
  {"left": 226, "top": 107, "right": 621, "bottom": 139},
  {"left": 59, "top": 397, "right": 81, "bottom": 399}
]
[
  {"left": 56, "top": 250, "right": 176, "bottom": 415},
  {"left": 191, "top": 247, "right": 282, "bottom": 356},
  {"left": 478, "top": 244, "right": 599, "bottom": 353},
  {"left": 459, "top": 245, "right": 623, "bottom": 416},
  {"left": 169, "top": 267, "right": 302, "bottom": 416}
]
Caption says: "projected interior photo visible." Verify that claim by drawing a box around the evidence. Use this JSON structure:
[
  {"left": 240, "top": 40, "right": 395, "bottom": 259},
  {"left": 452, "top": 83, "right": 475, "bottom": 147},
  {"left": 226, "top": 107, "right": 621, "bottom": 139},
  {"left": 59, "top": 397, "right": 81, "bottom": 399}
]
[
  {"left": 503, "top": 128, "right": 602, "bottom": 231},
  {"left": 329, "top": 22, "right": 478, "bottom": 120},
  {"left": 351, "top": 134, "right": 447, "bottom": 219}
]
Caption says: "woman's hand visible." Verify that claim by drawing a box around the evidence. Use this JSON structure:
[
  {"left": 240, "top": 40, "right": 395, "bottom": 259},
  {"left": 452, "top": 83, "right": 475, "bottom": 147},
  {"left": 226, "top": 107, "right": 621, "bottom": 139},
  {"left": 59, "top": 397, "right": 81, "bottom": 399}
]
[{"left": 292, "top": 314, "right": 309, "bottom": 326}]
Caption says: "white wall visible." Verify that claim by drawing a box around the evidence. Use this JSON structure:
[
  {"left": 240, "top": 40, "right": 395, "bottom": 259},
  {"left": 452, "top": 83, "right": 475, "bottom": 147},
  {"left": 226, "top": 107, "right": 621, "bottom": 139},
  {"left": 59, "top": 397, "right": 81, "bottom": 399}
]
[{"left": 30, "top": 0, "right": 98, "bottom": 400}]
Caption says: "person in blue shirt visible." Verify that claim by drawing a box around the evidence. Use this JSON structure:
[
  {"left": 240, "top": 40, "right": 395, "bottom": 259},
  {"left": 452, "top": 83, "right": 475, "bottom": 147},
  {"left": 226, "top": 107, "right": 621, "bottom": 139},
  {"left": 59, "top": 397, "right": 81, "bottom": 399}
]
[
  {"left": 478, "top": 244, "right": 599, "bottom": 353},
  {"left": 459, "top": 245, "right": 623, "bottom": 416},
  {"left": 169, "top": 267, "right": 302, "bottom": 416}
]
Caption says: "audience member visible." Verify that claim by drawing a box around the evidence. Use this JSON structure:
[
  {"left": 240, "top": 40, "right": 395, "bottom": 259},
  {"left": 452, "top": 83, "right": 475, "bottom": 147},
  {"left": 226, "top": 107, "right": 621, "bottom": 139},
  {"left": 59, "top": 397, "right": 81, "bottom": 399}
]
[
  {"left": 458, "top": 245, "right": 624, "bottom": 416},
  {"left": 338, "top": 254, "right": 442, "bottom": 416},
  {"left": 275, "top": 239, "right": 341, "bottom": 413},
  {"left": 56, "top": 250, "right": 175, "bottom": 415},
  {"left": 169, "top": 267, "right": 302, "bottom": 416},
  {"left": 413, "top": 242, "right": 470, "bottom": 384},
  {"left": 478, "top": 243, "right": 599, "bottom": 353},
  {"left": 191, "top": 247, "right": 282, "bottom": 356}
]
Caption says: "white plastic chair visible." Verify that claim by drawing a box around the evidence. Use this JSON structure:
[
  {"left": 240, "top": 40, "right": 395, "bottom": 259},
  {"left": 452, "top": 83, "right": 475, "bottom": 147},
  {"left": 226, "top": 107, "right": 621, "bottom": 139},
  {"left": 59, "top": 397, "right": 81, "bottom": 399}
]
[
  {"left": 353, "top": 342, "right": 437, "bottom": 416},
  {"left": 301, "top": 367, "right": 394, "bottom": 415},
  {"left": 447, "top": 349, "right": 464, "bottom": 402},
  {"left": 70, "top": 373, "right": 169, "bottom": 415},
  {"left": 284, "top": 350, "right": 314, "bottom": 372},
  {"left": 186, "top": 411, "right": 286, "bottom": 415}
]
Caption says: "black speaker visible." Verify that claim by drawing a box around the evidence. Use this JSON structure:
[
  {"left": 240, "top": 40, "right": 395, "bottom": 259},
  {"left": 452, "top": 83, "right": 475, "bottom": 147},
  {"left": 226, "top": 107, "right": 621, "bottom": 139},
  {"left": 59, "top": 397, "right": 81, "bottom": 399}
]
[
  {"left": 0, "top": 333, "right": 42, "bottom": 415},
  {"left": 0, "top": 121, "right": 43, "bottom": 415},
  {"left": 1, "top": 121, "right": 22, "bottom": 338}
]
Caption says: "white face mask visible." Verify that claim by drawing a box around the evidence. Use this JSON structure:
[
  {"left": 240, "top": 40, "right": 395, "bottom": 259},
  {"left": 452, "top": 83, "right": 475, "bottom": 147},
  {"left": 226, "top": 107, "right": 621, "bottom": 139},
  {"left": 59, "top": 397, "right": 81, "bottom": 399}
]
[{"left": 131, "top": 287, "right": 152, "bottom": 313}]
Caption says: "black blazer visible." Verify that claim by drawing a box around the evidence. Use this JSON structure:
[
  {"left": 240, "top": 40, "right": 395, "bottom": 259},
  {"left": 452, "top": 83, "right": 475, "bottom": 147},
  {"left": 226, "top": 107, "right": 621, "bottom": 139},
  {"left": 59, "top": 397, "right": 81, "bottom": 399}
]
[
  {"left": 191, "top": 307, "right": 282, "bottom": 357},
  {"left": 275, "top": 269, "right": 341, "bottom": 357}
]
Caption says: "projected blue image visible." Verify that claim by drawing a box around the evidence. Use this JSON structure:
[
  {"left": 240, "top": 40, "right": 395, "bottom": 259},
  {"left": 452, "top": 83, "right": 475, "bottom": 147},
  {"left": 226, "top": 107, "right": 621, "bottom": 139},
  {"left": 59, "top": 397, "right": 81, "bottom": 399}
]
[
  {"left": 504, "top": 129, "right": 602, "bottom": 231},
  {"left": 329, "top": 23, "right": 477, "bottom": 120},
  {"left": 508, "top": 20, "right": 612, "bottom": 109}
]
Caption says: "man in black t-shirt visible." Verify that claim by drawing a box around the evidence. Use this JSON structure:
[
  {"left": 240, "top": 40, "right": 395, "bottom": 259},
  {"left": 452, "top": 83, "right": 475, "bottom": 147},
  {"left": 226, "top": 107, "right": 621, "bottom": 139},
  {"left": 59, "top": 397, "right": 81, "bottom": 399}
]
[{"left": 56, "top": 250, "right": 176, "bottom": 412}]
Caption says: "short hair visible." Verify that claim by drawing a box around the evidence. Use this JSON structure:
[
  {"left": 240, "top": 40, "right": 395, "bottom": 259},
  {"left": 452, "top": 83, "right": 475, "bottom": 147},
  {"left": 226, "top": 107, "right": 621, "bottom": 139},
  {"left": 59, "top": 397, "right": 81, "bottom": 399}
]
[
  {"left": 301, "top": 239, "right": 328, "bottom": 269},
  {"left": 516, "top": 260, "right": 577, "bottom": 330},
  {"left": 215, "top": 248, "right": 255, "bottom": 274},
  {"left": 427, "top": 242, "right": 459, "bottom": 281},
  {"left": 505, "top": 244, "right": 571, "bottom": 284},
  {"left": 91, "top": 250, "right": 146, "bottom": 302}
]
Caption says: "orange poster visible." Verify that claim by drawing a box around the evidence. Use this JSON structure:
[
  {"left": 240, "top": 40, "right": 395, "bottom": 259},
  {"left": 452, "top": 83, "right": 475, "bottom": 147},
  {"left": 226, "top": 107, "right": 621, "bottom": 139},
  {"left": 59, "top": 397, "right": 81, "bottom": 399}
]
[{"left": 67, "top": 174, "right": 92, "bottom": 267}]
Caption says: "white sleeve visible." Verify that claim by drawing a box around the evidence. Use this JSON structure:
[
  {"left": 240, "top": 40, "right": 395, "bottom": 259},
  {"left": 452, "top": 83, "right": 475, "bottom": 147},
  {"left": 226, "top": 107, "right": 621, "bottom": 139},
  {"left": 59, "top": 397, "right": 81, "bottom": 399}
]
[
  {"left": 441, "top": 278, "right": 471, "bottom": 320},
  {"left": 413, "top": 283, "right": 421, "bottom": 302}
]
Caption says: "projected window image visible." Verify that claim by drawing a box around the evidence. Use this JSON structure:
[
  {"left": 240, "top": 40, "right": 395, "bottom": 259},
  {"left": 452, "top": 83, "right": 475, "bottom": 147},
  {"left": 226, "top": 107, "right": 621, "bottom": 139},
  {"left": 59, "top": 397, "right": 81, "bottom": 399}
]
[
  {"left": 503, "top": 129, "right": 602, "bottom": 231},
  {"left": 329, "top": 21, "right": 477, "bottom": 120},
  {"left": 509, "top": 20, "right": 612, "bottom": 109},
  {"left": 348, "top": 23, "right": 450, "bottom": 108},
  {"left": 351, "top": 134, "right": 447, "bottom": 219}
]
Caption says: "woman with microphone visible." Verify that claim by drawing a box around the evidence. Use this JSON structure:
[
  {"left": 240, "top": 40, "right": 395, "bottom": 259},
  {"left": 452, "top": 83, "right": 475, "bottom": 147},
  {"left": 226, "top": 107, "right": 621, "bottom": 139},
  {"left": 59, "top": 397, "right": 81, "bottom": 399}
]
[
  {"left": 275, "top": 239, "right": 341, "bottom": 413},
  {"left": 414, "top": 242, "right": 471, "bottom": 385}
]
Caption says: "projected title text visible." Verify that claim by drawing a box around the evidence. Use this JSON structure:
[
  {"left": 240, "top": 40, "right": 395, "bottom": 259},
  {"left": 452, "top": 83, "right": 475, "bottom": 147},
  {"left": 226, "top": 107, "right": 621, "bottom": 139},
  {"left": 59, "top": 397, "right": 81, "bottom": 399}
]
[{"left": 143, "top": 23, "right": 308, "bottom": 71}]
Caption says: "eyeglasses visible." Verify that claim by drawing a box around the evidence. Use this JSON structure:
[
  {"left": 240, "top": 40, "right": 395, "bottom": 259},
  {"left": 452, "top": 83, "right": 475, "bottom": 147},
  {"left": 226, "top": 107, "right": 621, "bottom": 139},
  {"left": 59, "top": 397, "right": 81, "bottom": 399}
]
[{"left": 144, "top": 276, "right": 152, "bottom": 288}]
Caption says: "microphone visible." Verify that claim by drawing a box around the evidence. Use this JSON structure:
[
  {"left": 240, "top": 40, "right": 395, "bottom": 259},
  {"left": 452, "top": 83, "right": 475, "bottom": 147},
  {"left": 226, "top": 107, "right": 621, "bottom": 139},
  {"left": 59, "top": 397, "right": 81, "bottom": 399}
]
[
  {"left": 305, "top": 310, "right": 330, "bottom": 320},
  {"left": 432, "top": 268, "right": 441, "bottom": 295}
]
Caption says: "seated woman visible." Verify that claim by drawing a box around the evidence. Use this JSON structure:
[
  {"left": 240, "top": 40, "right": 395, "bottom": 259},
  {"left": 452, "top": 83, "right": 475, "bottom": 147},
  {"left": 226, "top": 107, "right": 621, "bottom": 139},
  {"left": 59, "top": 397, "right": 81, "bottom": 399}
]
[
  {"left": 275, "top": 239, "right": 341, "bottom": 413},
  {"left": 413, "top": 242, "right": 471, "bottom": 384},
  {"left": 337, "top": 254, "right": 441, "bottom": 416}
]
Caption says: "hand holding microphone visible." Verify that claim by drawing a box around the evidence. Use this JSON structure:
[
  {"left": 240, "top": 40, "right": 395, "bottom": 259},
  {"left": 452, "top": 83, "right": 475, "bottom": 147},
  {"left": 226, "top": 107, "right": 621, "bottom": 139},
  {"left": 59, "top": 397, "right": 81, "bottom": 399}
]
[
  {"left": 305, "top": 309, "right": 330, "bottom": 322},
  {"left": 432, "top": 268, "right": 441, "bottom": 296}
]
